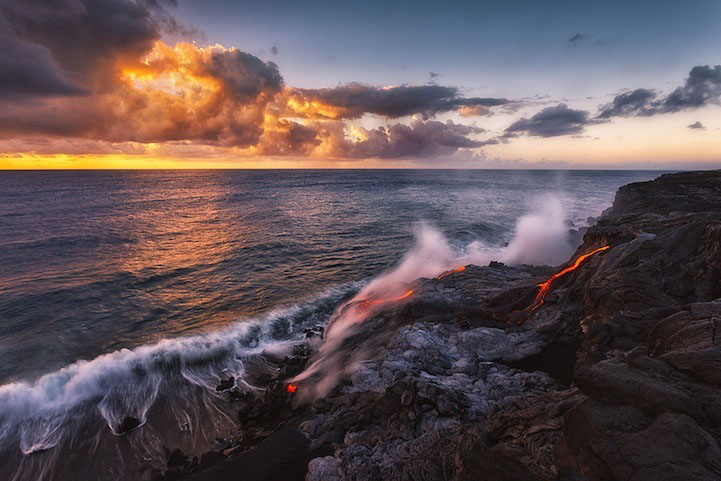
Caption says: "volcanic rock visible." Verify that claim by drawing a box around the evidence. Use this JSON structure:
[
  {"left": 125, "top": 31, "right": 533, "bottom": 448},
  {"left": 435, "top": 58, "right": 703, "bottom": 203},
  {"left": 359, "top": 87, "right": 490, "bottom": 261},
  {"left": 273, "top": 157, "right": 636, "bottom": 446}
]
[
  {"left": 115, "top": 416, "right": 141, "bottom": 435},
  {"left": 216, "top": 376, "right": 235, "bottom": 392},
  {"left": 174, "top": 170, "right": 721, "bottom": 481}
]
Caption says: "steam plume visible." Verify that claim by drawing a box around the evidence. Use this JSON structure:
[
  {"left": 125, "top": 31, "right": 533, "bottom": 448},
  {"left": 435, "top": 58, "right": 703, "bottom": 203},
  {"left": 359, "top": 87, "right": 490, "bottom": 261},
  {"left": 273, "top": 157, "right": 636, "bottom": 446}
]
[{"left": 292, "top": 195, "right": 580, "bottom": 401}]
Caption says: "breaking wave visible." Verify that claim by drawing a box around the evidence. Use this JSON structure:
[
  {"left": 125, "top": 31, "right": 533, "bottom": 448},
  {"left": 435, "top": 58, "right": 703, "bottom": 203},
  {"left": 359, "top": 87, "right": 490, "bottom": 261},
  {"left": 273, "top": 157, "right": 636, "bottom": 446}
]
[{"left": 0, "top": 283, "right": 360, "bottom": 481}]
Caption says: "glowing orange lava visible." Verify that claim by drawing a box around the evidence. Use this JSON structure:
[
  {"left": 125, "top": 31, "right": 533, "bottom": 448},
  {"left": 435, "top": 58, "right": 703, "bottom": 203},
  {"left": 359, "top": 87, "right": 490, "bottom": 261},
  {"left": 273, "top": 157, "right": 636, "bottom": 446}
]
[
  {"left": 525, "top": 245, "right": 610, "bottom": 314},
  {"left": 287, "top": 384, "right": 299, "bottom": 394},
  {"left": 356, "top": 289, "right": 414, "bottom": 313},
  {"left": 437, "top": 266, "right": 466, "bottom": 280}
]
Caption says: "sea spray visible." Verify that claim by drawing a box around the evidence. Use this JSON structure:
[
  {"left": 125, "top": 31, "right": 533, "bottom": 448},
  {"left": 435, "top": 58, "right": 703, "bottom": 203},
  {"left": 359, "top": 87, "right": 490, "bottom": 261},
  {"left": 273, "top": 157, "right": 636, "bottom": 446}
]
[{"left": 0, "top": 283, "right": 360, "bottom": 481}]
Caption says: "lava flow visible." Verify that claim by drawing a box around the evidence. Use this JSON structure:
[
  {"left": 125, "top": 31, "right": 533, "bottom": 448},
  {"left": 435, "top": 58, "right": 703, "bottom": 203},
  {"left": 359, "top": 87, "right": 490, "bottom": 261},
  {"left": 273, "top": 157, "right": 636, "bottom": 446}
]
[
  {"left": 287, "top": 384, "right": 299, "bottom": 393},
  {"left": 525, "top": 245, "right": 610, "bottom": 314},
  {"left": 437, "top": 266, "right": 466, "bottom": 280},
  {"left": 356, "top": 289, "right": 414, "bottom": 313}
]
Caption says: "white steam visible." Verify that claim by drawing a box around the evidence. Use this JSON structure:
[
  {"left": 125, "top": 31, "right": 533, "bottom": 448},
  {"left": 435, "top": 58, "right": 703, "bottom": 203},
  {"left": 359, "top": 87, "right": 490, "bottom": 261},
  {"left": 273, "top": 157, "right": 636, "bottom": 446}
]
[
  {"left": 498, "top": 196, "right": 575, "bottom": 266},
  {"left": 293, "top": 194, "right": 581, "bottom": 401}
]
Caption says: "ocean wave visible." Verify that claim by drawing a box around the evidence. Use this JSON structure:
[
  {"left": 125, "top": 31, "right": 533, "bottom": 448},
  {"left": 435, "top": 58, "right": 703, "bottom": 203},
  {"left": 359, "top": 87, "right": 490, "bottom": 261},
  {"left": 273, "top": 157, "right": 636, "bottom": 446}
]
[{"left": 0, "top": 282, "right": 359, "bottom": 478}]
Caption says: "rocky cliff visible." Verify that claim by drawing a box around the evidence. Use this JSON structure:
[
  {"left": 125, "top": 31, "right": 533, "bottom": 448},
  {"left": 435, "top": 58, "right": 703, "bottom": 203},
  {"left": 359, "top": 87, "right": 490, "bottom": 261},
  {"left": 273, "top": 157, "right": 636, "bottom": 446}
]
[{"left": 161, "top": 170, "right": 721, "bottom": 481}]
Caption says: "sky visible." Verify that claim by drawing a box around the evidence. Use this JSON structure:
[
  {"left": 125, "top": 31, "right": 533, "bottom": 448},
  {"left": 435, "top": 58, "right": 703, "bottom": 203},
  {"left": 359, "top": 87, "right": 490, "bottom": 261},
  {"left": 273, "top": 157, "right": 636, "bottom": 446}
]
[{"left": 0, "top": 0, "right": 720, "bottom": 169}]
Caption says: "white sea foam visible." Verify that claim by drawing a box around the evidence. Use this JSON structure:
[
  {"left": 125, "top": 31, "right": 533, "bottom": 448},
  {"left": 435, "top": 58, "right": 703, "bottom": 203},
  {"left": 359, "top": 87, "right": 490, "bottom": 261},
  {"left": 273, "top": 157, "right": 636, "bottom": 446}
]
[{"left": 0, "top": 282, "right": 358, "bottom": 474}]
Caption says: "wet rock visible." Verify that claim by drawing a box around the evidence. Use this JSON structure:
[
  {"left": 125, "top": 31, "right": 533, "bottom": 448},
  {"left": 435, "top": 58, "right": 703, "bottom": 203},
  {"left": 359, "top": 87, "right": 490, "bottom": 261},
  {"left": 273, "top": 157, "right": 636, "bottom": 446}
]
[
  {"left": 198, "top": 451, "right": 225, "bottom": 470},
  {"left": 167, "top": 449, "right": 189, "bottom": 469},
  {"left": 186, "top": 428, "right": 311, "bottom": 481},
  {"left": 215, "top": 376, "right": 235, "bottom": 392},
  {"left": 115, "top": 416, "right": 141, "bottom": 435}
]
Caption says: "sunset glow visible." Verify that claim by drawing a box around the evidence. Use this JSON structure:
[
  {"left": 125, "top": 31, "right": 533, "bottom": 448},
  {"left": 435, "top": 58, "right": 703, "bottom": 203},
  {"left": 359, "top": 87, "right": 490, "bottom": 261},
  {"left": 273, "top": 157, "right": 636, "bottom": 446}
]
[{"left": 1, "top": 0, "right": 719, "bottom": 169}]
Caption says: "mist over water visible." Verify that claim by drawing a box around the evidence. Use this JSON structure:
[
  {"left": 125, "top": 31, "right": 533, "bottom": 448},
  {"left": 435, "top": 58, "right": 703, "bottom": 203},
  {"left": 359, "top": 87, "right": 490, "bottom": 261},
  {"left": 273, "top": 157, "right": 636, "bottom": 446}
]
[{"left": 0, "top": 169, "right": 662, "bottom": 479}]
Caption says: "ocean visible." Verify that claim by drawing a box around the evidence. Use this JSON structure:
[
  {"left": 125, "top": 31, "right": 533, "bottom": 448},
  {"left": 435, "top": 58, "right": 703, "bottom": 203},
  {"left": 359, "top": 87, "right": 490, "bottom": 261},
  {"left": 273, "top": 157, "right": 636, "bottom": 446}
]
[{"left": 0, "top": 169, "right": 662, "bottom": 479}]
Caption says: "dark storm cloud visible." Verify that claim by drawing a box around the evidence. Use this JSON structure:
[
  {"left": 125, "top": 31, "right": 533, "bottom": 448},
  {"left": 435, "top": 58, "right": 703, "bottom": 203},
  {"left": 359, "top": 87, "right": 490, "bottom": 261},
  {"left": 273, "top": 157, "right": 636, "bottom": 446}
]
[
  {"left": 0, "top": 12, "right": 87, "bottom": 98},
  {"left": 0, "top": 0, "right": 171, "bottom": 77},
  {"left": 504, "top": 104, "right": 595, "bottom": 137},
  {"left": 0, "top": 0, "right": 286, "bottom": 147},
  {"left": 688, "top": 121, "right": 705, "bottom": 130},
  {"left": 286, "top": 83, "right": 510, "bottom": 119},
  {"left": 598, "top": 65, "right": 721, "bottom": 118}
]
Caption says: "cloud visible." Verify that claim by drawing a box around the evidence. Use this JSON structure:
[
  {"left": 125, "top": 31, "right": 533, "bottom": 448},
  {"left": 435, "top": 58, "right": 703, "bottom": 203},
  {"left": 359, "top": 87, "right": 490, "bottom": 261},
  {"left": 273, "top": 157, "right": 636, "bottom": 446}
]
[
  {"left": 598, "top": 65, "right": 721, "bottom": 118},
  {"left": 568, "top": 33, "right": 586, "bottom": 45},
  {"left": 0, "top": 11, "right": 88, "bottom": 99},
  {"left": 281, "top": 83, "right": 509, "bottom": 119},
  {"left": 253, "top": 118, "right": 322, "bottom": 156},
  {"left": 1, "top": 117, "right": 492, "bottom": 160},
  {"left": 270, "top": 45, "right": 278, "bottom": 56},
  {"left": 0, "top": 41, "right": 284, "bottom": 147},
  {"left": 316, "top": 118, "right": 491, "bottom": 159},
  {"left": 662, "top": 65, "right": 721, "bottom": 112},
  {"left": 0, "top": 0, "right": 502, "bottom": 161},
  {"left": 688, "top": 121, "right": 705, "bottom": 130},
  {"left": 597, "top": 88, "right": 657, "bottom": 118},
  {"left": 0, "top": 0, "right": 173, "bottom": 82},
  {"left": 504, "top": 104, "right": 596, "bottom": 137}
]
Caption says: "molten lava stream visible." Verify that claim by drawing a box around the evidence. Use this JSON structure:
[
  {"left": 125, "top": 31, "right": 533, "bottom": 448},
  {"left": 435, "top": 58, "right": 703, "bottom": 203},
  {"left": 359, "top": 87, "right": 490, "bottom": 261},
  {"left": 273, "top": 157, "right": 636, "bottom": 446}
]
[
  {"left": 526, "top": 245, "right": 610, "bottom": 314},
  {"left": 356, "top": 289, "right": 414, "bottom": 313},
  {"left": 437, "top": 266, "right": 466, "bottom": 280}
]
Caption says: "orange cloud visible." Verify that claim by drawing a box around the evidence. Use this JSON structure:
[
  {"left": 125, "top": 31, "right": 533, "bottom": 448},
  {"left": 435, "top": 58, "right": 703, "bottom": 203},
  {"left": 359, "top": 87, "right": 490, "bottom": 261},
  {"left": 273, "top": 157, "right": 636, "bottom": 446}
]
[
  {"left": 0, "top": 0, "right": 497, "bottom": 163},
  {"left": 278, "top": 83, "right": 508, "bottom": 120}
]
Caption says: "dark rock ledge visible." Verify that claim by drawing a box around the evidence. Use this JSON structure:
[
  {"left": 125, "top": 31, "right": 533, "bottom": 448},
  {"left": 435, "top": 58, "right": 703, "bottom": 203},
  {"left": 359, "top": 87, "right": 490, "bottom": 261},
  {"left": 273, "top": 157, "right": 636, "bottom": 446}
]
[{"left": 160, "top": 170, "right": 721, "bottom": 481}]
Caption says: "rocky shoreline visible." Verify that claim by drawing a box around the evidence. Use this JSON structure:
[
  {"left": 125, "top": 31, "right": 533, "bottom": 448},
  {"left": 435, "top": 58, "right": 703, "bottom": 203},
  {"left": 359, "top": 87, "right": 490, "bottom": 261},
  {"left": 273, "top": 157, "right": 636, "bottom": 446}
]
[{"left": 156, "top": 170, "right": 721, "bottom": 481}]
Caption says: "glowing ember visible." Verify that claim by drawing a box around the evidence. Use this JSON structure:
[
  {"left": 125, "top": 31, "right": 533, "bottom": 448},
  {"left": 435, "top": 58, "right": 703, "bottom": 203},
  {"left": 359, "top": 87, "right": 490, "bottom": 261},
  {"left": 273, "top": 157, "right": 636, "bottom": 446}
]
[
  {"left": 437, "top": 266, "right": 466, "bottom": 280},
  {"left": 525, "top": 245, "right": 610, "bottom": 314},
  {"left": 356, "top": 289, "right": 414, "bottom": 313},
  {"left": 287, "top": 384, "right": 298, "bottom": 393}
]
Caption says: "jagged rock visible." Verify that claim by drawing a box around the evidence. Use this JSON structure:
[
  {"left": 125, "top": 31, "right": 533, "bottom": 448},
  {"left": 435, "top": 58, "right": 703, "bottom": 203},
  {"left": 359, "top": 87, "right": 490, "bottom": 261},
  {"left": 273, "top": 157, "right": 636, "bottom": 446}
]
[
  {"left": 306, "top": 456, "right": 342, "bottom": 481},
  {"left": 454, "top": 426, "right": 542, "bottom": 481},
  {"left": 115, "top": 416, "right": 141, "bottom": 435},
  {"left": 215, "top": 376, "right": 235, "bottom": 392},
  {"left": 486, "top": 388, "right": 585, "bottom": 478},
  {"left": 177, "top": 170, "right": 721, "bottom": 481},
  {"left": 647, "top": 301, "right": 721, "bottom": 384},
  {"left": 186, "top": 428, "right": 312, "bottom": 481},
  {"left": 559, "top": 400, "right": 721, "bottom": 481},
  {"left": 574, "top": 355, "right": 721, "bottom": 428}
]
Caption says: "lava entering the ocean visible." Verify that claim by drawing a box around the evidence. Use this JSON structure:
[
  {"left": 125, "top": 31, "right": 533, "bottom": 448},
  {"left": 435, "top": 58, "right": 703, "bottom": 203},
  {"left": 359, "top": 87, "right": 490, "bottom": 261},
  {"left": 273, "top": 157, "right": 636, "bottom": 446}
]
[
  {"left": 525, "top": 245, "right": 610, "bottom": 315},
  {"left": 355, "top": 289, "right": 414, "bottom": 313},
  {"left": 437, "top": 266, "right": 466, "bottom": 280}
]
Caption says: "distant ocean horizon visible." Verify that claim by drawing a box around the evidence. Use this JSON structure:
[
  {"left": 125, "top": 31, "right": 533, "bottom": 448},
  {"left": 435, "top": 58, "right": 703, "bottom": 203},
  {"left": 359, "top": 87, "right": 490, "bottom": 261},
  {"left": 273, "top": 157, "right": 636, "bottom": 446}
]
[
  {"left": 0, "top": 169, "right": 663, "bottom": 479},
  {"left": 0, "top": 167, "right": 687, "bottom": 171}
]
